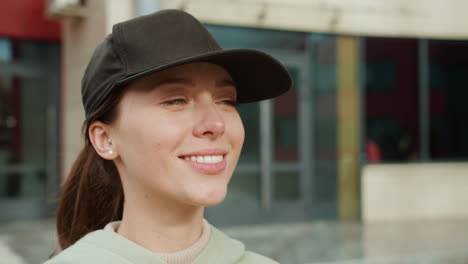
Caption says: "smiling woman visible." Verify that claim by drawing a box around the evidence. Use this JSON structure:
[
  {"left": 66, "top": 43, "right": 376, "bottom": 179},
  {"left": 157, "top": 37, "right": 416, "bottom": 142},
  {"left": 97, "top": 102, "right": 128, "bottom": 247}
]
[
  {"left": 98, "top": 63, "right": 244, "bottom": 211},
  {"left": 45, "top": 9, "right": 290, "bottom": 264}
]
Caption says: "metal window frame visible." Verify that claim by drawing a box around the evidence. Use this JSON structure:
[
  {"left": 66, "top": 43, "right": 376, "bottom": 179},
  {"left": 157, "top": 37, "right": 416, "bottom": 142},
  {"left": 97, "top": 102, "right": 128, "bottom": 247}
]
[
  {"left": 418, "top": 39, "right": 430, "bottom": 161},
  {"left": 258, "top": 48, "right": 313, "bottom": 210}
]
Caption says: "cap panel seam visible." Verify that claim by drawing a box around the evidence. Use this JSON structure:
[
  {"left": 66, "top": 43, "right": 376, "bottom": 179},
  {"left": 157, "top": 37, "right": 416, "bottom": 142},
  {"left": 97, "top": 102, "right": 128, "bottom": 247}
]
[
  {"left": 84, "top": 32, "right": 127, "bottom": 117},
  {"left": 113, "top": 23, "right": 129, "bottom": 77}
]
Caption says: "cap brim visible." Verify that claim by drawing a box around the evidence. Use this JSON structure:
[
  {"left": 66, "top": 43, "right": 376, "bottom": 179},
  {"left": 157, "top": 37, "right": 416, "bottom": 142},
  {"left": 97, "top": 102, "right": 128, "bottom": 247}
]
[{"left": 116, "top": 49, "right": 292, "bottom": 103}]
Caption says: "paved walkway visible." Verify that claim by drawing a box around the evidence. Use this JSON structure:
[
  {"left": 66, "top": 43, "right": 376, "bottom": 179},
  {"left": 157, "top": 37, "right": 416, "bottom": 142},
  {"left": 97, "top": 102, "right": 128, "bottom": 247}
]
[
  {"left": 0, "top": 242, "right": 24, "bottom": 264},
  {"left": 1, "top": 218, "right": 467, "bottom": 264}
]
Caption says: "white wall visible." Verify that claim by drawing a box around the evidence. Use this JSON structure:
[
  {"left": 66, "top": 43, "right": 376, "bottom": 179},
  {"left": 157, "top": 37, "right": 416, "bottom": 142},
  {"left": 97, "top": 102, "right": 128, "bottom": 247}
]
[{"left": 362, "top": 163, "right": 468, "bottom": 222}]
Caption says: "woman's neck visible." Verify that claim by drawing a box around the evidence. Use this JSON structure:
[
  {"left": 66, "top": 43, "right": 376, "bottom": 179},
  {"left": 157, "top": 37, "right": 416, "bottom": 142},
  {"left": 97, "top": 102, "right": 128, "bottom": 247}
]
[{"left": 117, "top": 195, "right": 205, "bottom": 253}]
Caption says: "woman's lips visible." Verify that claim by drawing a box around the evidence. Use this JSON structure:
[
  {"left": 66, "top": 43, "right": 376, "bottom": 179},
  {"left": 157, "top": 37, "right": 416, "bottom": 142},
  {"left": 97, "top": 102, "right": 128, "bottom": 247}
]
[{"left": 179, "top": 154, "right": 226, "bottom": 174}]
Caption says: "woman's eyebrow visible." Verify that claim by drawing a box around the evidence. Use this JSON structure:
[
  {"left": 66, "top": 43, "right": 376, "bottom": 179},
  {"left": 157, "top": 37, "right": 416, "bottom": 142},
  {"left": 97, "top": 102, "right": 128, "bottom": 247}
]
[{"left": 153, "top": 77, "right": 195, "bottom": 88}]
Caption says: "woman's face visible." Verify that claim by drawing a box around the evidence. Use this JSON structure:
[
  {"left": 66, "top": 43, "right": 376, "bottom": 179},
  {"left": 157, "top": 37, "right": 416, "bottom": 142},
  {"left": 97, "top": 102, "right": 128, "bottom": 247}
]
[{"left": 109, "top": 62, "right": 244, "bottom": 207}]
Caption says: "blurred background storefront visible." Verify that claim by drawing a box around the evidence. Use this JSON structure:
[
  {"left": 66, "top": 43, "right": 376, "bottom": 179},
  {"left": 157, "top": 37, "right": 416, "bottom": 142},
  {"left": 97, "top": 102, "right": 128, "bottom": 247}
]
[
  {"left": 0, "top": 0, "right": 60, "bottom": 220},
  {"left": 1, "top": 0, "right": 468, "bottom": 226}
]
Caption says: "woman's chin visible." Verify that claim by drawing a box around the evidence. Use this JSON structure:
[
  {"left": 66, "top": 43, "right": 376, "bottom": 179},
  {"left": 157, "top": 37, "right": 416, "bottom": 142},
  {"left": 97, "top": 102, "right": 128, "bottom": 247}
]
[{"left": 188, "top": 186, "right": 228, "bottom": 207}]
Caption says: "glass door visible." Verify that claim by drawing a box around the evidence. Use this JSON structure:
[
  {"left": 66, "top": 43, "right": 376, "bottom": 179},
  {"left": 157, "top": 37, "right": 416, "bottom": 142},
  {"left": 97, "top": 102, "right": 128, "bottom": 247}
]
[
  {"left": 0, "top": 39, "right": 59, "bottom": 220},
  {"left": 259, "top": 50, "right": 312, "bottom": 220}
]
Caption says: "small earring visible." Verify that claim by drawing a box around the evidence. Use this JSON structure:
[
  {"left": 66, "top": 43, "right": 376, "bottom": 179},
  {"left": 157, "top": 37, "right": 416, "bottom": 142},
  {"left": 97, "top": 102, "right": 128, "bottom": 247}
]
[
  {"left": 107, "top": 138, "right": 112, "bottom": 144},
  {"left": 108, "top": 150, "right": 114, "bottom": 156}
]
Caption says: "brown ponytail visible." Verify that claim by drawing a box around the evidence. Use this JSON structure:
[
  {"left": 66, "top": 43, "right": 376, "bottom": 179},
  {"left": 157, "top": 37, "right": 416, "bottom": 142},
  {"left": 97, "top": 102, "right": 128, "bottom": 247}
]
[{"left": 56, "top": 90, "right": 125, "bottom": 250}]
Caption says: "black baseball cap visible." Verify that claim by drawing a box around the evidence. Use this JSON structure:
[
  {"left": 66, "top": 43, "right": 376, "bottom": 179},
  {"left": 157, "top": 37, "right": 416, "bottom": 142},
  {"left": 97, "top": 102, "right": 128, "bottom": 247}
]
[{"left": 82, "top": 9, "right": 292, "bottom": 117}]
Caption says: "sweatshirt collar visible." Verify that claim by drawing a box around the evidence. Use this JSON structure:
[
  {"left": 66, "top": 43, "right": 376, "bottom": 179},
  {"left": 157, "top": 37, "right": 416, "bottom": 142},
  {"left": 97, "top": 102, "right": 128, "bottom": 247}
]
[
  {"left": 78, "top": 224, "right": 245, "bottom": 264},
  {"left": 193, "top": 226, "right": 245, "bottom": 264}
]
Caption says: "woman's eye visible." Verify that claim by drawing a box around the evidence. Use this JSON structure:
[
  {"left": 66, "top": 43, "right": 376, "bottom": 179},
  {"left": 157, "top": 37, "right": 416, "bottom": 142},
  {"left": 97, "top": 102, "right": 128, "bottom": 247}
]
[
  {"left": 220, "top": 99, "right": 238, "bottom": 107},
  {"left": 163, "top": 98, "right": 187, "bottom": 105}
]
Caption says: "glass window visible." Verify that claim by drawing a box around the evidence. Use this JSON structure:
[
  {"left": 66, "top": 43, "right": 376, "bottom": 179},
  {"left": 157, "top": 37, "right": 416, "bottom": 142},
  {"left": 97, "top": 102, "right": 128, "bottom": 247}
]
[
  {"left": 274, "top": 67, "right": 299, "bottom": 162},
  {"left": 224, "top": 103, "right": 261, "bottom": 202},
  {"left": 0, "top": 39, "right": 12, "bottom": 62},
  {"left": 274, "top": 171, "right": 300, "bottom": 200},
  {"left": 312, "top": 36, "right": 338, "bottom": 202},
  {"left": 0, "top": 40, "right": 59, "bottom": 215},
  {"left": 273, "top": 65, "right": 300, "bottom": 201},
  {"left": 364, "top": 38, "right": 420, "bottom": 162},
  {"left": 428, "top": 40, "right": 468, "bottom": 160}
]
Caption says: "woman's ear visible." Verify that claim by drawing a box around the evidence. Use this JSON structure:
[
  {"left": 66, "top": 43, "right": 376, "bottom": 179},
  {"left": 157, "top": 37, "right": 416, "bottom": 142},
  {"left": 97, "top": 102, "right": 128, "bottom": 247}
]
[{"left": 88, "top": 121, "right": 117, "bottom": 160}]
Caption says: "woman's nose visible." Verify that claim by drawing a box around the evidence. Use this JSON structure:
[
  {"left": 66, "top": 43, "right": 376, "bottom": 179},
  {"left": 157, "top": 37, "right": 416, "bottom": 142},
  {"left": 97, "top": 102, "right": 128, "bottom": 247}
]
[{"left": 193, "top": 104, "right": 225, "bottom": 138}]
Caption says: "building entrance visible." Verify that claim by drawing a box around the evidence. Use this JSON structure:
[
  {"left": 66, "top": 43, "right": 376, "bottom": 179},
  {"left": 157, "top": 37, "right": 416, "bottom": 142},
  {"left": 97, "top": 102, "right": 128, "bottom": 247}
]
[{"left": 0, "top": 39, "right": 59, "bottom": 220}]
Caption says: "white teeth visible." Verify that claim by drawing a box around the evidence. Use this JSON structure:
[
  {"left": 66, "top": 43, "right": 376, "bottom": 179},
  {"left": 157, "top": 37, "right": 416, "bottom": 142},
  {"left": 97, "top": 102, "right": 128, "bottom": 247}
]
[{"left": 183, "top": 155, "right": 224, "bottom": 164}]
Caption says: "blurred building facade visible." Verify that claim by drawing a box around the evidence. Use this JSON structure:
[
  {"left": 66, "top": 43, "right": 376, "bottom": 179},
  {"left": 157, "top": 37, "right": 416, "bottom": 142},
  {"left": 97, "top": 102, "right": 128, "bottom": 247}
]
[
  {"left": 1, "top": 0, "right": 468, "bottom": 224},
  {"left": 0, "top": 0, "right": 61, "bottom": 220}
]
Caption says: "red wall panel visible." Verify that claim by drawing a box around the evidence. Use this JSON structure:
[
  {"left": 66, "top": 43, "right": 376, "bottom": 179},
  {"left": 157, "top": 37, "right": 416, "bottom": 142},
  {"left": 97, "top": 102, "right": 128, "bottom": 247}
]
[{"left": 0, "top": 0, "right": 61, "bottom": 40}]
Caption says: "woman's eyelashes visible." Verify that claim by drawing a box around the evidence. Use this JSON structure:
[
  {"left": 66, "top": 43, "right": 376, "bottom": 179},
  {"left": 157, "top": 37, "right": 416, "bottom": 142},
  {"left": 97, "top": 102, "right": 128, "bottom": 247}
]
[
  {"left": 160, "top": 97, "right": 237, "bottom": 107},
  {"left": 163, "top": 98, "right": 188, "bottom": 105},
  {"left": 219, "top": 99, "right": 237, "bottom": 107}
]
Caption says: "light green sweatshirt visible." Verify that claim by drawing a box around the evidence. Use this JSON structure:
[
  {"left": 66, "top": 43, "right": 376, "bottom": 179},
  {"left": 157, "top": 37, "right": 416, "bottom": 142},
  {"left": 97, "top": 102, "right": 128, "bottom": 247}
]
[{"left": 45, "top": 226, "right": 278, "bottom": 264}]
